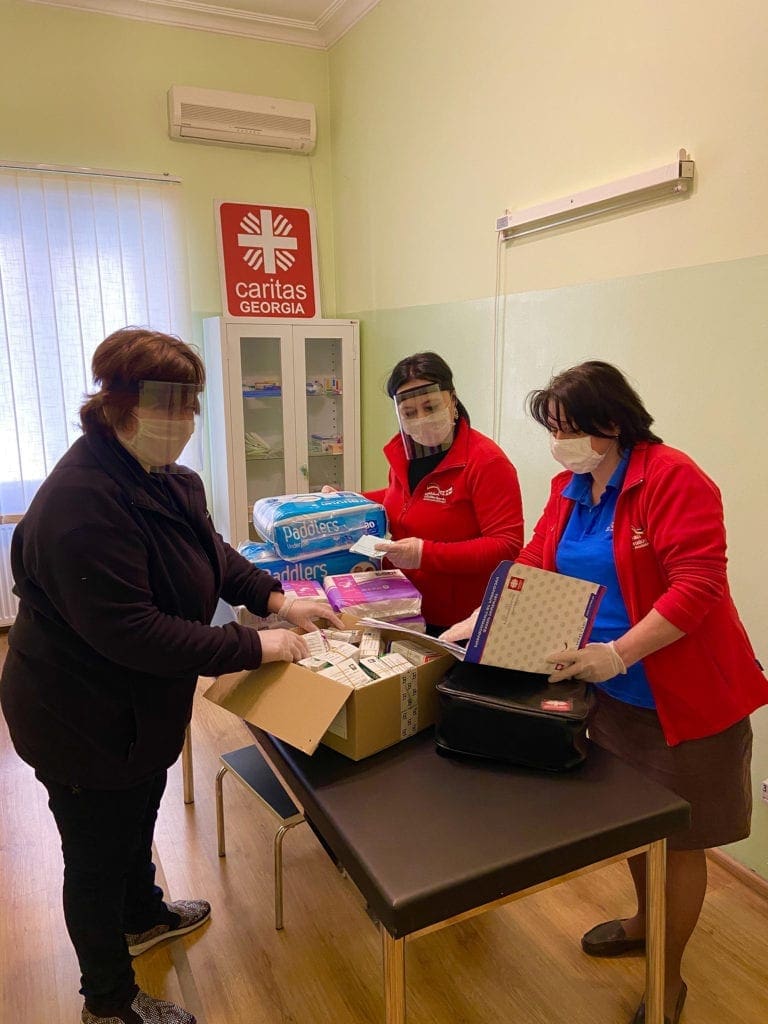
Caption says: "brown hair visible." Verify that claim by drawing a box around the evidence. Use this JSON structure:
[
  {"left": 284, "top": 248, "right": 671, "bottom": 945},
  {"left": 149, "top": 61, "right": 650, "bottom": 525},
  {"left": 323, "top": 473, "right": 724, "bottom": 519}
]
[
  {"left": 527, "top": 360, "right": 662, "bottom": 450},
  {"left": 80, "top": 327, "right": 205, "bottom": 435}
]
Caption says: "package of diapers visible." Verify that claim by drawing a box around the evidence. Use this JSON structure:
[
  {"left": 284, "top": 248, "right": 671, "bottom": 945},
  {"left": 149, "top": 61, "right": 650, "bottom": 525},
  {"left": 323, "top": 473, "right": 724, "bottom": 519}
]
[
  {"left": 251, "top": 492, "right": 388, "bottom": 562},
  {"left": 238, "top": 540, "right": 378, "bottom": 584},
  {"left": 323, "top": 570, "right": 422, "bottom": 621}
]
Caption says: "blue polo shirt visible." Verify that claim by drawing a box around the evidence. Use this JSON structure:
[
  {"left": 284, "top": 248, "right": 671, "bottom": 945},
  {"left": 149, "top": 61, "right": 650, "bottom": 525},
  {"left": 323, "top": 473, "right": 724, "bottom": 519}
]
[{"left": 555, "top": 451, "right": 655, "bottom": 708}]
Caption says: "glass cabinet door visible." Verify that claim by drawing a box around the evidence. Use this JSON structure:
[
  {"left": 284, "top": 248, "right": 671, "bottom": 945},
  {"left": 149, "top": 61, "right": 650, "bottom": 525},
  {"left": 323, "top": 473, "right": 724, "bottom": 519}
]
[
  {"left": 224, "top": 327, "right": 296, "bottom": 543},
  {"left": 240, "top": 334, "right": 286, "bottom": 538},
  {"left": 296, "top": 327, "right": 359, "bottom": 493}
]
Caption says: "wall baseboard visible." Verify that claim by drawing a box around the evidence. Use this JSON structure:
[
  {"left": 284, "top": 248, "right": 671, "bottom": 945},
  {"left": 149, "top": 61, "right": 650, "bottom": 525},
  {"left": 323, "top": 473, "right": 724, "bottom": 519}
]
[{"left": 707, "top": 848, "right": 768, "bottom": 900}]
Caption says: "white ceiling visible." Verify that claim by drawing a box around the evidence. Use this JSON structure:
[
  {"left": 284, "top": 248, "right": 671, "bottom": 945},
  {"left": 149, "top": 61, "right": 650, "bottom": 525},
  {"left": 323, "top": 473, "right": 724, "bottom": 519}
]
[{"left": 24, "top": 0, "right": 382, "bottom": 49}]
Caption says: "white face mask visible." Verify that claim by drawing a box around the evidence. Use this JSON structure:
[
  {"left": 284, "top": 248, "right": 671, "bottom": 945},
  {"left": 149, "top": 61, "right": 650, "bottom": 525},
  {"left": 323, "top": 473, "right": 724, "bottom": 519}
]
[
  {"left": 404, "top": 407, "right": 454, "bottom": 448},
  {"left": 119, "top": 415, "right": 195, "bottom": 469},
  {"left": 549, "top": 434, "right": 609, "bottom": 474}
]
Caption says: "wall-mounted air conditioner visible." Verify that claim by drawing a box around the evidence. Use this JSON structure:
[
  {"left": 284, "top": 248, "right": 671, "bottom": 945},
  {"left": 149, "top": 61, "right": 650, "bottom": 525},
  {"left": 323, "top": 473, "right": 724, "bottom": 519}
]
[{"left": 168, "top": 86, "right": 316, "bottom": 153}]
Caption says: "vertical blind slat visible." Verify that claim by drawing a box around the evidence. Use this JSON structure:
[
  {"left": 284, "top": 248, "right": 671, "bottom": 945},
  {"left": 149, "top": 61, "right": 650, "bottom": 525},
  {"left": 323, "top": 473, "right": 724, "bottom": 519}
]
[{"left": 0, "top": 168, "right": 191, "bottom": 518}]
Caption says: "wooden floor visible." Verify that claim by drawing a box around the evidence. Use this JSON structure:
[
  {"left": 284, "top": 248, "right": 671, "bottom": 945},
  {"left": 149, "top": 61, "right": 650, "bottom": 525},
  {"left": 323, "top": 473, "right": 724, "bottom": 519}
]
[{"left": 1, "top": 633, "right": 767, "bottom": 1024}]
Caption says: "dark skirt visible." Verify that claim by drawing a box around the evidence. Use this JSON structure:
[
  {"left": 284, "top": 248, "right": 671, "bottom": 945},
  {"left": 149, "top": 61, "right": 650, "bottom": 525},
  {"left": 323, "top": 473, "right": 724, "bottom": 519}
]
[{"left": 588, "top": 688, "right": 753, "bottom": 851}]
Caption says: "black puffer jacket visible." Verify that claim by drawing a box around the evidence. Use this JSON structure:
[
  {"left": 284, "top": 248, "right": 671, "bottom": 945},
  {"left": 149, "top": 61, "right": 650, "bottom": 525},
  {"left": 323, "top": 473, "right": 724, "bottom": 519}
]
[{"left": 1, "top": 431, "right": 280, "bottom": 788}]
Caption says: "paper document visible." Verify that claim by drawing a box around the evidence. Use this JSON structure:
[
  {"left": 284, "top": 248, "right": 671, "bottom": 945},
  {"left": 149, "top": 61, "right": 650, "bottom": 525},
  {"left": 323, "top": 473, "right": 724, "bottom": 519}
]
[
  {"left": 465, "top": 562, "right": 605, "bottom": 674},
  {"left": 348, "top": 534, "right": 387, "bottom": 558}
]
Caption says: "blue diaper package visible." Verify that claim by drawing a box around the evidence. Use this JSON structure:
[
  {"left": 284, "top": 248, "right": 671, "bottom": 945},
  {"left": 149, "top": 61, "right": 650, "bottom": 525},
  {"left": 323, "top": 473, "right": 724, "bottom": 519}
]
[
  {"left": 238, "top": 540, "right": 379, "bottom": 584},
  {"left": 251, "top": 491, "right": 388, "bottom": 562}
]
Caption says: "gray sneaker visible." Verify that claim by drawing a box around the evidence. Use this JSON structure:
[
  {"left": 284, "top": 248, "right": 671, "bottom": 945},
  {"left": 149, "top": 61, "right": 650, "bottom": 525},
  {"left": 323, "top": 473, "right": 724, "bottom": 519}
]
[
  {"left": 126, "top": 899, "right": 211, "bottom": 956},
  {"left": 81, "top": 989, "right": 196, "bottom": 1023}
]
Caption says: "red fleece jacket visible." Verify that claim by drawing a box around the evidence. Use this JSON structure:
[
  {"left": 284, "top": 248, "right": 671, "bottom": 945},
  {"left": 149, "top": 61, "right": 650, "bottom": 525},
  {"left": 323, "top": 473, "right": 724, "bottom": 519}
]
[
  {"left": 516, "top": 442, "right": 768, "bottom": 745},
  {"left": 365, "top": 419, "right": 523, "bottom": 627}
]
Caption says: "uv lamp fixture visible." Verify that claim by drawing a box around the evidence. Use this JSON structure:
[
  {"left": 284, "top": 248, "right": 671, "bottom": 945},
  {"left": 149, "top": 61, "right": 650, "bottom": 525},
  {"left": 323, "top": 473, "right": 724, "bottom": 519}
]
[{"left": 496, "top": 149, "right": 695, "bottom": 240}]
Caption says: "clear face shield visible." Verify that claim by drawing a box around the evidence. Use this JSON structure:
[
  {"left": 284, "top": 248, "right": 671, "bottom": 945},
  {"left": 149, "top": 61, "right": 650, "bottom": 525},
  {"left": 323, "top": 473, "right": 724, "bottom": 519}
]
[
  {"left": 395, "top": 383, "right": 456, "bottom": 460},
  {"left": 124, "top": 380, "right": 204, "bottom": 473}
]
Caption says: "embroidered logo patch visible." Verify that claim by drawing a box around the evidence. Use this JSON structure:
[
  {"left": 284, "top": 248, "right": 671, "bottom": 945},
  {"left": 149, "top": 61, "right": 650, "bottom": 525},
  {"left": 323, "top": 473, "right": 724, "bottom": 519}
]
[
  {"left": 424, "top": 483, "right": 453, "bottom": 504},
  {"left": 631, "top": 524, "right": 649, "bottom": 550}
]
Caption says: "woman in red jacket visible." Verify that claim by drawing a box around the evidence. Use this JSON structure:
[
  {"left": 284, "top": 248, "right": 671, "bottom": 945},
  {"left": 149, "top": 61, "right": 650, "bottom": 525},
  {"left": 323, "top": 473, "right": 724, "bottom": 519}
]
[
  {"left": 512, "top": 361, "right": 765, "bottom": 1024},
  {"left": 365, "top": 352, "right": 524, "bottom": 633}
]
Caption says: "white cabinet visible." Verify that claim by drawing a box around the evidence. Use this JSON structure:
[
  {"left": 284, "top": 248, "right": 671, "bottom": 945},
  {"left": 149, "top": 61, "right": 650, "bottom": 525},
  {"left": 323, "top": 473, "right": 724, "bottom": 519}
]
[{"left": 203, "top": 317, "right": 360, "bottom": 545}]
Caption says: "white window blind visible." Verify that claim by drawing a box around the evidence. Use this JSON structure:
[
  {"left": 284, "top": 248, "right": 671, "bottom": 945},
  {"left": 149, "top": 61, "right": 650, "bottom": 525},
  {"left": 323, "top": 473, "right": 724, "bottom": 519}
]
[{"left": 0, "top": 166, "right": 192, "bottom": 520}]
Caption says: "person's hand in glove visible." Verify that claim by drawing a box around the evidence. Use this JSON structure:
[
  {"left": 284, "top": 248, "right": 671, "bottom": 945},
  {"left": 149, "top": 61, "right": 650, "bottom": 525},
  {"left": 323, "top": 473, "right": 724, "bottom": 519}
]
[
  {"left": 259, "top": 629, "right": 310, "bottom": 664},
  {"left": 278, "top": 592, "right": 345, "bottom": 632},
  {"left": 546, "top": 641, "right": 627, "bottom": 683},
  {"left": 374, "top": 537, "right": 423, "bottom": 569},
  {"left": 439, "top": 607, "right": 480, "bottom": 643}
]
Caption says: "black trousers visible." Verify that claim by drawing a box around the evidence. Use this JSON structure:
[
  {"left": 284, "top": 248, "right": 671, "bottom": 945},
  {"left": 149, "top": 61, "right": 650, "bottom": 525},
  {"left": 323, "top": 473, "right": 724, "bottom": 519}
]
[{"left": 38, "top": 769, "right": 177, "bottom": 1016}]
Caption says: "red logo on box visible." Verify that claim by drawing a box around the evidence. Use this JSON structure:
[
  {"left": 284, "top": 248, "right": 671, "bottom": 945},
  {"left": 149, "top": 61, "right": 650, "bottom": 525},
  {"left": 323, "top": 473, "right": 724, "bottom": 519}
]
[
  {"left": 507, "top": 576, "right": 525, "bottom": 591},
  {"left": 217, "top": 202, "right": 319, "bottom": 318}
]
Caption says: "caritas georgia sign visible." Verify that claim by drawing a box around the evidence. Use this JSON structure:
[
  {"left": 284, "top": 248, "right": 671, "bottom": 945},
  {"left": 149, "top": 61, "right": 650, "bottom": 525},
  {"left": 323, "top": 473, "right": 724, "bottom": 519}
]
[{"left": 216, "top": 202, "right": 320, "bottom": 318}]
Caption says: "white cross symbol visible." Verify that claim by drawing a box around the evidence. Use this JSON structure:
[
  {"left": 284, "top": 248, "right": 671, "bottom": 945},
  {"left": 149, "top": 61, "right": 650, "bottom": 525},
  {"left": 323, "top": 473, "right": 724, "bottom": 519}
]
[{"left": 238, "top": 209, "right": 297, "bottom": 274}]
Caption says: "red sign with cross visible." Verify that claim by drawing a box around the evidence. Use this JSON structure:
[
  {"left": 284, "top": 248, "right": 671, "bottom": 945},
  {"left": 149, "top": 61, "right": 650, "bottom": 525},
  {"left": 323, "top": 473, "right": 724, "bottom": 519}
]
[{"left": 216, "top": 202, "right": 320, "bottom": 318}]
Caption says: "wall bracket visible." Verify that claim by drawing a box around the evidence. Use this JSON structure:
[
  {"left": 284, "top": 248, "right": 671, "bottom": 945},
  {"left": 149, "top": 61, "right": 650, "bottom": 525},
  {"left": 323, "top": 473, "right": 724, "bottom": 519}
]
[{"left": 496, "top": 149, "right": 694, "bottom": 240}]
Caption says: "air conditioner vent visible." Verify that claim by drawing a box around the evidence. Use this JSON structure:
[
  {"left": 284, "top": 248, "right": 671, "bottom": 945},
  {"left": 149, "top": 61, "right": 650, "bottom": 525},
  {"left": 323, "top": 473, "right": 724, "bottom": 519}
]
[
  {"left": 169, "top": 86, "right": 316, "bottom": 153},
  {"left": 179, "top": 103, "right": 312, "bottom": 136}
]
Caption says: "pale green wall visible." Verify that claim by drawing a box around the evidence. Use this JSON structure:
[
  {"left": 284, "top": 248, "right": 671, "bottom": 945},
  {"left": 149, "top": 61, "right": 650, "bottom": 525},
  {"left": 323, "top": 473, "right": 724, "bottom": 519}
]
[
  {"left": 1, "top": 0, "right": 336, "bottom": 328},
  {"left": 331, "top": 1, "right": 768, "bottom": 878}
]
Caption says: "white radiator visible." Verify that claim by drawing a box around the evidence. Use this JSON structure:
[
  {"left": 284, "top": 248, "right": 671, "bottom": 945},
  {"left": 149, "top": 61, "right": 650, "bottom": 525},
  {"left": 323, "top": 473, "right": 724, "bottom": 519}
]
[{"left": 0, "top": 522, "right": 19, "bottom": 627}]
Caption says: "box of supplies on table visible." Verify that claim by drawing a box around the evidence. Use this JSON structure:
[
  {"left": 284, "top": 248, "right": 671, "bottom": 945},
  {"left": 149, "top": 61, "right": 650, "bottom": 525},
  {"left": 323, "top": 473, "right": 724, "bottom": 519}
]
[{"left": 203, "top": 618, "right": 455, "bottom": 761}]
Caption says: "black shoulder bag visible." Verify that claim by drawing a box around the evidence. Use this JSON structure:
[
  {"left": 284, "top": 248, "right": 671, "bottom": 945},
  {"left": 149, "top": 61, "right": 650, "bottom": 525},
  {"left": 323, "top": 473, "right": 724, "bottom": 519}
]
[{"left": 435, "top": 660, "right": 593, "bottom": 772}]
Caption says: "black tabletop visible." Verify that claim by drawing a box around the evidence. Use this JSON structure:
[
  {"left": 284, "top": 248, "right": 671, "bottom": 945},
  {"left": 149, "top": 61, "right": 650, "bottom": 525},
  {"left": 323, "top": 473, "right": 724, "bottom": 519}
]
[{"left": 247, "top": 725, "right": 689, "bottom": 938}]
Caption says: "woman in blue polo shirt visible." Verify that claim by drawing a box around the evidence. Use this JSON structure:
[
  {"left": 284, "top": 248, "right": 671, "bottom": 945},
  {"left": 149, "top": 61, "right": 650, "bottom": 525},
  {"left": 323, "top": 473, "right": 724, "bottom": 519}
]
[
  {"left": 442, "top": 360, "right": 766, "bottom": 1024},
  {"left": 517, "top": 361, "right": 764, "bottom": 1024},
  {"left": 554, "top": 446, "right": 656, "bottom": 709}
]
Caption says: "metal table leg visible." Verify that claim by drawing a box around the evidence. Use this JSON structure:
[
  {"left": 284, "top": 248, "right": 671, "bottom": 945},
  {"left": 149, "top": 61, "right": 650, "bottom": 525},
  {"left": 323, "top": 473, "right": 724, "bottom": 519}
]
[
  {"left": 182, "top": 723, "right": 194, "bottom": 804},
  {"left": 274, "top": 819, "right": 304, "bottom": 930},
  {"left": 215, "top": 764, "right": 228, "bottom": 856},
  {"left": 645, "top": 838, "right": 667, "bottom": 1024}
]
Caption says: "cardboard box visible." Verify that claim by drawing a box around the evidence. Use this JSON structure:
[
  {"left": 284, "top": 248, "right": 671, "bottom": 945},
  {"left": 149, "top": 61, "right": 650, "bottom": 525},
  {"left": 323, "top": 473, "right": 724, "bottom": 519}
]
[
  {"left": 465, "top": 562, "right": 605, "bottom": 674},
  {"left": 203, "top": 621, "right": 455, "bottom": 761}
]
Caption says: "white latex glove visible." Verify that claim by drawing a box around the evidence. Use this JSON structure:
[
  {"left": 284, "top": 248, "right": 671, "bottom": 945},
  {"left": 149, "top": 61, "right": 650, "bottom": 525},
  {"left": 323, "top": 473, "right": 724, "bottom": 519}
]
[
  {"left": 259, "top": 629, "right": 310, "bottom": 664},
  {"left": 439, "top": 607, "right": 480, "bottom": 643},
  {"left": 320, "top": 484, "right": 339, "bottom": 493},
  {"left": 280, "top": 596, "right": 345, "bottom": 632},
  {"left": 374, "top": 537, "right": 424, "bottom": 569},
  {"left": 546, "top": 642, "right": 627, "bottom": 684}
]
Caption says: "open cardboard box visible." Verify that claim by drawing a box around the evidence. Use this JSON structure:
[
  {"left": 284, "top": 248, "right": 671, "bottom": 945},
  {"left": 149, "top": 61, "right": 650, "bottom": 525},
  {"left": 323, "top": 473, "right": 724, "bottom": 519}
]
[{"left": 203, "top": 615, "right": 456, "bottom": 760}]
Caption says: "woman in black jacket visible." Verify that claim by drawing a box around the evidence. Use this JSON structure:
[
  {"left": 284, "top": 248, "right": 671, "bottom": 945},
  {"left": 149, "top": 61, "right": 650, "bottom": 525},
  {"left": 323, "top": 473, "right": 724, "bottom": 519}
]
[{"left": 0, "top": 327, "right": 338, "bottom": 1024}]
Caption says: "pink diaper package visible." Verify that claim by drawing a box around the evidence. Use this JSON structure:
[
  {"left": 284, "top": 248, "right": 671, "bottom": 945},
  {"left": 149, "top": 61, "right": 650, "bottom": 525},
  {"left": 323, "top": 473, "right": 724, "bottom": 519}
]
[{"left": 323, "top": 570, "right": 422, "bottom": 621}]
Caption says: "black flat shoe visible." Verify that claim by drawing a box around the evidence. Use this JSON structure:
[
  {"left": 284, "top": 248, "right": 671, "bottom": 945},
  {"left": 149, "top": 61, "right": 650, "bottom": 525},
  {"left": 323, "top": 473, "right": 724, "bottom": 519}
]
[
  {"left": 629, "top": 980, "right": 688, "bottom": 1024},
  {"left": 581, "top": 919, "right": 646, "bottom": 957}
]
